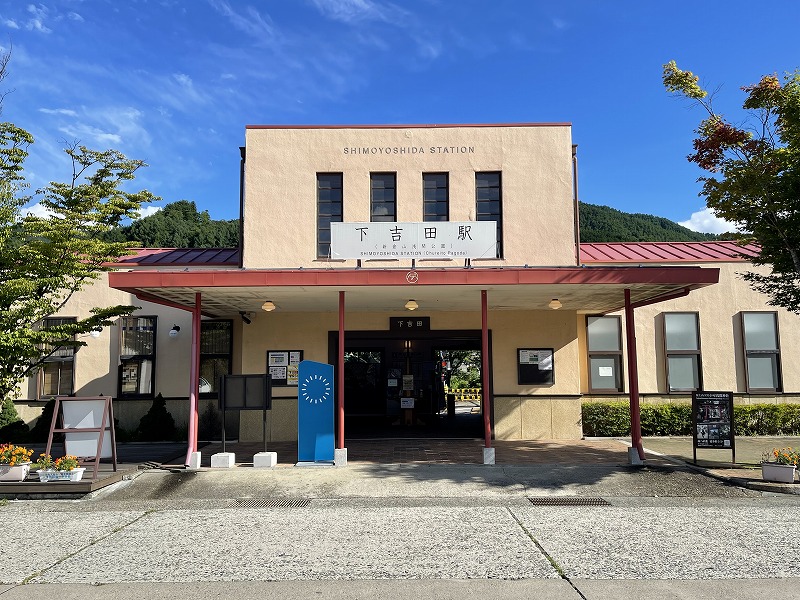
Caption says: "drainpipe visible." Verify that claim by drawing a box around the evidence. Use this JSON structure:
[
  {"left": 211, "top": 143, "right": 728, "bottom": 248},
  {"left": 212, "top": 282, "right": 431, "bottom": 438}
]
[
  {"left": 238, "top": 146, "right": 245, "bottom": 269},
  {"left": 624, "top": 289, "right": 645, "bottom": 461},
  {"left": 572, "top": 144, "right": 581, "bottom": 266}
]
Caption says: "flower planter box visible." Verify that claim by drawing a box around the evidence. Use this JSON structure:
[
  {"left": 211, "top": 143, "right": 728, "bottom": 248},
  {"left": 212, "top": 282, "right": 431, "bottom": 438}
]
[
  {"left": 0, "top": 463, "right": 31, "bottom": 482},
  {"left": 761, "top": 462, "right": 796, "bottom": 483},
  {"left": 36, "top": 468, "right": 86, "bottom": 482}
]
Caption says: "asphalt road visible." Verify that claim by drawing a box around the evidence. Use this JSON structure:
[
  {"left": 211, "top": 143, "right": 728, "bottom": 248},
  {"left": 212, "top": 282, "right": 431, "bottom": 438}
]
[{"left": 2, "top": 461, "right": 800, "bottom": 599}]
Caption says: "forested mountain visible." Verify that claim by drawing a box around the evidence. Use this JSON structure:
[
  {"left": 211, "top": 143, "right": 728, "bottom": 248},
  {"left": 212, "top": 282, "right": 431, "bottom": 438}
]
[
  {"left": 104, "top": 200, "right": 239, "bottom": 247},
  {"left": 106, "top": 200, "right": 717, "bottom": 247},
  {"left": 578, "top": 202, "right": 718, "bottom": 242}
]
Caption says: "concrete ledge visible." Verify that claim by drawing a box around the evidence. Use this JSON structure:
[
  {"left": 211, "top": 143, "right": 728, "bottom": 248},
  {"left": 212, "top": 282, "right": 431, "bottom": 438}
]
[
  {"left": 210, "top": 452, "right": 236, "bottom": 468},
  {"left": 253, "top": 452, "right": 277, "bottom": 468}
]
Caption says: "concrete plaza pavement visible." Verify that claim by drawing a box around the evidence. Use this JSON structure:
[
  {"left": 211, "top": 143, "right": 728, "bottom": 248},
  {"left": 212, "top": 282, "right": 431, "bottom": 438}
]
[{"left": 1, "top": 437, "right": 799, "bottom": 599}]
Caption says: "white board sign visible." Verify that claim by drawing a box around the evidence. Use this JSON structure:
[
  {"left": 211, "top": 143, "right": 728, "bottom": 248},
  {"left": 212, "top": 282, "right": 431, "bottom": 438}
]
[
  {"left": 62, "top": 399, "right": 113, "bottom": 458},
  {"left": 331, "top": 221, "right": 497, "bottom": 259}
]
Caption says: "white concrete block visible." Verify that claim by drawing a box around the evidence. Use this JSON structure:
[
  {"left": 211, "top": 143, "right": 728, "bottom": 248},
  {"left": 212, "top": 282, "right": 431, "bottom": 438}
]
[
  {"left": 483, "top": 447, "right": 496, "bottom": 465},
  {"left": 628, "top": 447, "right": 644, "bottom": 466},
  {"left": 210, "top": 452, "right": 236, "bottom": 468},
  {"left": 334, "top": 447, "right": 348, "bottom": 467},
  {"left": 187, "top": 452, "right": 202, "bottom": 470},
  {"left": 253, "top": 452, "right": 278, "bottom": 468}
]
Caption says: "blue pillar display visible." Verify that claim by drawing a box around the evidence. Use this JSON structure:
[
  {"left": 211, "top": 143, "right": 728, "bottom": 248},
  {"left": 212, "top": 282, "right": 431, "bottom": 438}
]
[{"left": 297, "top": 360, "right": 335, "bottom": 463}]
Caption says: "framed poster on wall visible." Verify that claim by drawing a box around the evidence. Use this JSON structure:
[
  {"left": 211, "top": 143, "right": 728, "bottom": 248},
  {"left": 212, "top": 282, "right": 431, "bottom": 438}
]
[
  {"left": 267, "top": 350, "right": 303, "bottom": 386},
  {"left": 517, "top": 348, "right": 554, "bottom": 385}
]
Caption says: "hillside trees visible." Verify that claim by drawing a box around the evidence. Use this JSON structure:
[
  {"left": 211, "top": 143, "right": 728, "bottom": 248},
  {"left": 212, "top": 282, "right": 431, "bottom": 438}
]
[
  {"left": 663, "top": 61, "right": 800, "bottom": 313},
  {"left": 105, "top": 199, "right": 239, "bottom": 247}
]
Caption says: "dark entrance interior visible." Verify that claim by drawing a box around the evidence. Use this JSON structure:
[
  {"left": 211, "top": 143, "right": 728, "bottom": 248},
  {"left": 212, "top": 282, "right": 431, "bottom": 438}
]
[{"left": 329, "top": 330, "right": 489, "bottom": 439}]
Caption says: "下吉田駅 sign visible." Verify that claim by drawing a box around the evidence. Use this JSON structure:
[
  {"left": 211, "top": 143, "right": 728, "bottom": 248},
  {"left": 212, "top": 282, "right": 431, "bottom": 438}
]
[{"left": 331, "top": 221, "right": 497, "bottom": 260}]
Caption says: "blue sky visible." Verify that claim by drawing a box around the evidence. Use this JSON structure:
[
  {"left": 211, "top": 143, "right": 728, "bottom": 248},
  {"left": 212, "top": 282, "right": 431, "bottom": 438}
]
[{"left": 2, "top": 1, "right": 799, "bottom": 232}]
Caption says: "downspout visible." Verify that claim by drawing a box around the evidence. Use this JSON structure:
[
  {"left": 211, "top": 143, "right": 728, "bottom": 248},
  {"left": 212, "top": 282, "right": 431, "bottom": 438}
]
[
  {"left": 239, "top": 146, "right": 246, "bottom": 269},
  {"left": 572, "top": 144, "right": 581, "bottom": 266},
  {"left": 624, "top": 289, "right": 645, "bottom": 461}
]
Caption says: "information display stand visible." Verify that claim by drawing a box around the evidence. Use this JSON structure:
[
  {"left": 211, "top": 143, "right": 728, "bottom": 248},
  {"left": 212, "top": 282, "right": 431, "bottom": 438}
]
[
  {"left": 692, "top": 391, "right": 735, "bottom": 464},
  {"left": 218, "top": 374, "right": 272, "bottom": 453},
  {"left": 45, "top": 396, "right": 118, "bottom": 481}
]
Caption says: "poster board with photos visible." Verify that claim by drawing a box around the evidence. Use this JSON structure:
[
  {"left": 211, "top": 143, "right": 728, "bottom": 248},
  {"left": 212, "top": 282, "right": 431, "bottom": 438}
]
[
  {"left": 517, "top": 348, "right": 555, "bottom": 385},
  {"left": 267, "top": 350, "right": 303, "bottom": 386}
]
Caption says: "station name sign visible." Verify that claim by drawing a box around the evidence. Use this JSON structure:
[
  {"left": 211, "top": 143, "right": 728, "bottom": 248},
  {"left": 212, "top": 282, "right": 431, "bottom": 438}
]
[
  {"left": 331, "top": 221, "right": 497, "bottom": 260},
  {"left": 342, "top": 146, "right": 475, "bottom": 156}
]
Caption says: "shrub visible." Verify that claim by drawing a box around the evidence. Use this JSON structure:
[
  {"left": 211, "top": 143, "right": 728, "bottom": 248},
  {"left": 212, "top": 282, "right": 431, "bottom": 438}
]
[
  {"left": 136, "top": 394, "right": 177, "bottom": 441},
  {"left": 198, "top": 403, "right": 222, "bottom": 441},
  {"left": 583, "top": 401, "right": 800, "bottom": 437}
]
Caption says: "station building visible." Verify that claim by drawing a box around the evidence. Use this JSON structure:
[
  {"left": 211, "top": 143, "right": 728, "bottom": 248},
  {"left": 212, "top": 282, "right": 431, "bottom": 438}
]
[{"left": 12, "top": 123, "right": 800, "bottom": 463}]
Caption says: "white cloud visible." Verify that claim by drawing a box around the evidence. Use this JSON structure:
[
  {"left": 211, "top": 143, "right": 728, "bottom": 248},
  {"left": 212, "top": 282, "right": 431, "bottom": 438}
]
[
  {"left": 67, "top": 12, "right": 84, "bottom": 22},
  {"left": 207, "top": 0, "right": 276, "bottom": 40},
  {"left": 39, "top": 107, "right": 78, "bottom": 116},
  {"left": 23, "top": 202, "right": 54, "bottom": 218},
  {"left": 311, "top": 0, "right": 402, "bottom": 24},
  {"left": 58, "top": 122, "right": 122, "bottom": 146},
  {"left": 3, "top": 19, "right": 20, "bottom": 29},
  {"left": 136, "top": 205, "right": 162, "bottom": 219},
  {"left": 679, "top": 207, "right": 739, "bottom": 234}
]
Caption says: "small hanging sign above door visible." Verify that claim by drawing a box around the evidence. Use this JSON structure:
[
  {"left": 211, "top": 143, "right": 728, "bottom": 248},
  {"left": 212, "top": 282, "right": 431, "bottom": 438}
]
[{"left": 390, "top": 316, "right": 430, "bottom": 331}]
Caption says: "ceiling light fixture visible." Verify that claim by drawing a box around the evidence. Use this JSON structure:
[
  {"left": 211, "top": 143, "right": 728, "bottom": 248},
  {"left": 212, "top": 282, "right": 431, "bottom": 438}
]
[
  {"left": 405, "top": 299, "right": 418, "bottom": 311},
  {"left": 261, "top": 300, "right": 276, "bottom": 312},
  {"left": 548, "top": 299, "right": 562, "bottom": 310}
]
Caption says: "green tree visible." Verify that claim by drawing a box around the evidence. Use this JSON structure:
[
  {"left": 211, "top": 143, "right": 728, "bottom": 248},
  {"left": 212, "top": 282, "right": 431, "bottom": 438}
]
[
  {"left": 106, "top": 199, "right": 239, "bottom": 247},
  {"left": 663, "top": 61, "right": 800, "bottom": 312},
  {"left": 0, "top": 126, "right": 157, "bottom": 403}
]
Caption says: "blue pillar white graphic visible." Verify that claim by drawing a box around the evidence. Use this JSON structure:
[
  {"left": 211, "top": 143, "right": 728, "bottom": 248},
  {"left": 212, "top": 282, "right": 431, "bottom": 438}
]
[{"left": 297, "top": 360, "right": 335, "bottom": 463}]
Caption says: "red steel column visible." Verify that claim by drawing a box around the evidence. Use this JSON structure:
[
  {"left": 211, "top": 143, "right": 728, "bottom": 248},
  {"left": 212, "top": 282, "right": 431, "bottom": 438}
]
[
  {"left": 337, "top": 291, "right": 345, "bottom": 449},
  {"left": 624, "top": 289, "right": 645, "bottom": 460},
  {"left": 185, "top": 292, "right": 201, "bottom": 464},
  {"left": 481, "top": 290, "right": 491, "bottom": 448}
]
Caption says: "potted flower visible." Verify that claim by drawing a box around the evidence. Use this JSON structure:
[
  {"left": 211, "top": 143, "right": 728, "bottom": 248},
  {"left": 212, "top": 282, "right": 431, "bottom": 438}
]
[
  {"left": 761, "top": 447, "right": 799, "bottom": 483},
  {"left": 33, "top": 453, "right": 86, "bottom": 482},
  {"left": 0, "top": 443, "right": 34, "bottom": 481}
]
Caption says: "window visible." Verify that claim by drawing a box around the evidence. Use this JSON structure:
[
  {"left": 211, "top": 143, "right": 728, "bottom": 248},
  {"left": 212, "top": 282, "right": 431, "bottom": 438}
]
[
  {"left": 741, "top": 312, "right": 782, "bottom": 392},
  {"left": 39, "top": 317, "right": 76, "bottom": 397},
  {"left": 370, "top": 173, "right": 396, "bottom": 222},
  {"left": 475, "top": 171, "right": 502, "bottom": 257},
  {"left": 200, "top": 321, "right": 233, "bottom": 396},
  {"left": 423, "top": 173, "right": 449, "bottom": 221},
  {"left": 119, "top": 316, "right": 156, "bottom": 397},
  {"left": 663, "top": 312, "right": 702, "bottom": 392},
  {"left": 586, "top": 316, "right": 623, "bottom": 392},
  {"left": 317, "top": 173, "right": 342, "bottom": 258}
]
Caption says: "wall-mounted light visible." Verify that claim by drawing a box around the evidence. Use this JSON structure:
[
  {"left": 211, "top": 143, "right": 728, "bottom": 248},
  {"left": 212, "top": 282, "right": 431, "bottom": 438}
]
[
  {"left": 89, "top": 327, "right": 102, "bottom": 339},
  {"left": 261, "top": 300, "right": 276, "bottom": 312},
  {"left": 169, "top": 324, "right": 181, "bottom": 337},
  {"left": 405, "top": 299, "right": 418, "bottom": 311},
  {"left": 239, "top": 311, "right": 252, "bottom": 325},
  {"left": 548, "top": 298, "right": 562, "bottom": 310}
]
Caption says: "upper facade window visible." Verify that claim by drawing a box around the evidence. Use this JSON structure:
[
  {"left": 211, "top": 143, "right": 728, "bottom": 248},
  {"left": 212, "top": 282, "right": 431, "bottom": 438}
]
[
  {"left": 475, "top": 171, "right": 502, "bottom": 257},
  {"left": 39, "top": 317, "right": 76, "bottom": 397},
  {"left": 741, "top": 312, "right": 782, "bottom": 393},
  {"left": 423, "top": 173, "right": 449, "bottom": 222},
  {"left": 317, "top": 173, "right": 343, "bottom": 258},
  {"left": 370, "top": 173, "right": 396, "bottom": 222},
  {"left": 663, "top": 312, "right": 702, "bottom": 392},
  {"left": 119, "top": 316, "right": 156, "bottom": 398},
  {"left": 586, "top": 316, "right": 623, "bottom": 393}
]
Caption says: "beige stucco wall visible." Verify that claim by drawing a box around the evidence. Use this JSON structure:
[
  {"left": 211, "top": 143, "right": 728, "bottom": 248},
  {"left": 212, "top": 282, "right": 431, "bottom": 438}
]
[
  {"left": 242, "top": 125, "right": 577, "bottom": 269},
  {"left": 582, "top": 262, "right": 800, "bottom": 398}
]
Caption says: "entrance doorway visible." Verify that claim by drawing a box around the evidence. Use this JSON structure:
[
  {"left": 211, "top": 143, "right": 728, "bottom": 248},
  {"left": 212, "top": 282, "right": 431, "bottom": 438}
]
[{"left": 330, "top": 330, "right": 490, "bottom": 439}]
